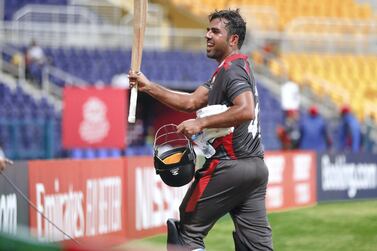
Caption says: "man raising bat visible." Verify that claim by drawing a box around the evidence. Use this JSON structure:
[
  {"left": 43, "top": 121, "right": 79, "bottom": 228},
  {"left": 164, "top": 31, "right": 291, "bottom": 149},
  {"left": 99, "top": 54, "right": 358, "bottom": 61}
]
[{"left": 129, "top": 9, "right": 273, "bottom": 251}]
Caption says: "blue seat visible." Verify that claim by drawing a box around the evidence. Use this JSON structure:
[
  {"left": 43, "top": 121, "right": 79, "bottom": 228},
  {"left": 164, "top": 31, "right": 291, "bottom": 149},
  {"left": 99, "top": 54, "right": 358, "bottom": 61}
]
[
  {"left": 71, "top": 148, "right": 84, "bottom": 159},
  {"left": 109, "top": 148, "right": 122, "bottom": 157},
  {"left": 43, "top": 47, "right": 220, "bottom": 87},
  {"left": 84, "top": 148, "right": 96, "bottom": 159},
  {"left": 97, "top": 148, "right": 110, "bottom": 158}
]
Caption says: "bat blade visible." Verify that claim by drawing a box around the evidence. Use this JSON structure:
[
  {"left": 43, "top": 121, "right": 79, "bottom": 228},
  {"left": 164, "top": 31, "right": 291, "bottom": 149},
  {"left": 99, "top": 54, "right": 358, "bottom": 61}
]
[{"left": 128, "top": 0, "right": 147, "bottom": 123}]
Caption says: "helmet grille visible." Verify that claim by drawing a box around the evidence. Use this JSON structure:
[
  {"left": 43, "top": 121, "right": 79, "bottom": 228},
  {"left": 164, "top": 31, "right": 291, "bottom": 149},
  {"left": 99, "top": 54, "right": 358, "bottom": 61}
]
[{"left": 153, "top": 124, "right": 196, "bottom": 187}]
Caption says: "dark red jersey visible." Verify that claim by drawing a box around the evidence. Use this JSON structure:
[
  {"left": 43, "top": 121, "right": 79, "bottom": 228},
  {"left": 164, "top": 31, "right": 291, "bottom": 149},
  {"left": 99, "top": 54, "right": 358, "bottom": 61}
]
[{"left": 202, "top": 54, "right": 263, "bottom": 159}]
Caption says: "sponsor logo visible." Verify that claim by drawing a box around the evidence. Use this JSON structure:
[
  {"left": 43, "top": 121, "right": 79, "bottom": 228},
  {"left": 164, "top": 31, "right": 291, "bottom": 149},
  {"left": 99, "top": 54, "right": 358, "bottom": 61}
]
[
  {"left": 293, "top": 154, "right": 313, "bottom": 204},
  {"left": 321, "top": 155, "right": 377, "bottom": 198},
  {"left": 79, "top": 97, "right": 110, "bottom": 143},
  {"left": 266, "top": 152, "right": 316, "bottom": 210},
  {"left": 265, "top": 156, "right": 285, "bottom": 184},
  {"left": 266, "top": 187, "right": 283, "bottom": 208},
  {"left": 35, "top": 177, "right": 122, "bottom": 241},
  {"left": 295, "top": 183, "right": 310, "bottom": 204},
  {"left": 0, "top": 193, "right": 17, "bottom": 234},
  {"left": 293, "top": 154, "right": 312, "bottom": 181},
  {"left": 135, "top": 167, "right": 186, "bottom": 230},
  {"left": 86, "top": 177, "right": 122, "bottom": 236},
  {"left": 266, "top": 155, "right": 285, "bottom": 209}
]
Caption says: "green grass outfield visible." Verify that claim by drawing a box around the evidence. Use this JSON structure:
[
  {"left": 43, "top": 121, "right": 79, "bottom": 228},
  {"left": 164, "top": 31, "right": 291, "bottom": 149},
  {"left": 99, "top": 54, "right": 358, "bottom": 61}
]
[{"left": 121, "top": 199, "right": 377, "bottom": 251}]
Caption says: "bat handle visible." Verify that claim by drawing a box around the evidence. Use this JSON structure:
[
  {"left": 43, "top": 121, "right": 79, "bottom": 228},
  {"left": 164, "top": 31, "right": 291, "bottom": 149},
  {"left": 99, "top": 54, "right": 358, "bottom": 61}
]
[{"left": 128, "top": 85, "right": 138, "bottom": 123}]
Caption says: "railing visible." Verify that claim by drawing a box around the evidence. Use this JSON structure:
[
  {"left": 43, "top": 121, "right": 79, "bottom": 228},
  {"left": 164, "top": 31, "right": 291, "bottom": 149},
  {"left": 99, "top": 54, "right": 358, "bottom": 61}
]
[
  {"left": 1, "top": 21, "right": 205, "bottom": 50},
  {"left": 282, "top": 17, "right": 377, "bottom": 53},
  {"left": 2, "top": 4, "right": 377, "bottom": 54},
  {"left": 42, "top": 65, "right": 87, "bottom": 98},
  {"left": 0, "top": 43, "right": 85, "bottom": 101},
  {"left": 13, "top": 4, "right": 102, "bottom": 24},
  {"left": 286, "top": 17, "right": 377, "bottom": 34},
  {"left": 69, "top": 0, "right": 123, "bottom": 25},
  {"left": 4, "top": 20, "right": 377, "bottom": 54},
  {"left": 120, "top": 2, "right": 165, "bottom": 27}
]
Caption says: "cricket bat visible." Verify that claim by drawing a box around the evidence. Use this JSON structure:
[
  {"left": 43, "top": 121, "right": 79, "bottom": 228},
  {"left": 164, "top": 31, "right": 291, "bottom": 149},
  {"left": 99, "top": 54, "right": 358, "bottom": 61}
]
[{"left": 128, "top": 0, "right": 148, "bottom": 123}]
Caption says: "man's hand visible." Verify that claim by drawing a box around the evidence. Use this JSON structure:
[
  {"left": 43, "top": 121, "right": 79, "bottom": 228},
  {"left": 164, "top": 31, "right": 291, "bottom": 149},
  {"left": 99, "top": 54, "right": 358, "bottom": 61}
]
[
  {"left": 128, "top": 70, "right": 152, "bottom": 92},
  {"left": 0, "top": 158, "right": 13, "bottom": 172},
  {"left": 177, "top": 119, "right": 204, "bottom": 138}
]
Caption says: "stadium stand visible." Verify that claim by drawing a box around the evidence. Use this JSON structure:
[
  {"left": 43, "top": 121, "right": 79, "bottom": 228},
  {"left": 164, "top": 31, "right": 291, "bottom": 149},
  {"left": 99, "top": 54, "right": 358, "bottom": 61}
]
[
  {"left": 258, "top": 83, "right": 283, "bottom": 150},
  {"left": 270, "top": 53, "right": 377, "bottom": 122},
  {"left": 42, "top": 48, "right": 217, "bottom": 88},
  {"left": 4, "top": 0, "right": 68, "bottom": 21},
  {"left": 1, "top": 40, "right": 284, "bottom": 158},
  {"left": 0, "top": 81, "right": 62, "bottom": 159},
  {"left": 1, "top": 2, "right": 377, "bottom": 251},
  {"left": 165, "top": 0, "right": 373, "bottom": 30},
  {"left": 1, "top": 0, "right": 376, "bottom": 159}
]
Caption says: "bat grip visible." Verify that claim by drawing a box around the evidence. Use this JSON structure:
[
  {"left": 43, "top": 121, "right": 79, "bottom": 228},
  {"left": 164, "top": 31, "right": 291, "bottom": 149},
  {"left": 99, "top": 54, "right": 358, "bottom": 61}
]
[{"left": 128, "top": 86, "right": 138, "bottom": 123}]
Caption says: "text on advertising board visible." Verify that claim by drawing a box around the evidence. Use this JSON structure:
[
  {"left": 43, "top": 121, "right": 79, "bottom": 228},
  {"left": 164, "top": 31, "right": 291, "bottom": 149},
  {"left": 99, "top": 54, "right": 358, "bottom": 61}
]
[
  {"left": 29, "top": 159, "right": 126, "bottom": 243},
  {"left": 321, "top": 155, "right": 377, "bottom": 198},
  {"left": 265, "top": 152, "right": 317, "bottom": 211}
]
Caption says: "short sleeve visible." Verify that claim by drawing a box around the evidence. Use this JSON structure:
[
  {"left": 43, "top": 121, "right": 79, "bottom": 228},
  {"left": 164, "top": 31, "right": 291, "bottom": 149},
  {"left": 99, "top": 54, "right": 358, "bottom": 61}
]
[
  {"left": 202, "top": 80, "right": 212, "bottom": 90},
  {"left": 226, "top": 71, "right": 253, "bottom": 102}
]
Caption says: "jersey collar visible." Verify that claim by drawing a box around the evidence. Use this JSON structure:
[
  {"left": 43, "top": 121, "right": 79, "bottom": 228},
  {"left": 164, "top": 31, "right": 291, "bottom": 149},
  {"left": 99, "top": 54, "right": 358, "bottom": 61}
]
[{"left": 212, "top": 53, "right": 248, "bottom": 79}]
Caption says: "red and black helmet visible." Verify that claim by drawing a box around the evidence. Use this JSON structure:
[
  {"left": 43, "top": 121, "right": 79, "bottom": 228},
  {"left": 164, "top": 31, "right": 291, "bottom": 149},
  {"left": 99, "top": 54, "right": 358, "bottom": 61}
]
[{"left": 153, "top": 124, "right": 196, "bottom": 187}]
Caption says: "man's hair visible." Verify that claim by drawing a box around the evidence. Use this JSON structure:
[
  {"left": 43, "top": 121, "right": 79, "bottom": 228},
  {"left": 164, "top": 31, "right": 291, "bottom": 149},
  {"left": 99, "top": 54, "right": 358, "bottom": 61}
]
[{"left": 208, "top": 9, "right": 246, "bottom": 49}]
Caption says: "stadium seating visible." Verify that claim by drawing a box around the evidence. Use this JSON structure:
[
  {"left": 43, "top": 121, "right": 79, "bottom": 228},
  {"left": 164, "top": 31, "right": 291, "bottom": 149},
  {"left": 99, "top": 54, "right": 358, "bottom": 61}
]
[
  {"left": 1, "top": 45, "right": 284, "bottom": 159},
  {"left": 258, "top": 84, "right": 283, "bottom": 150},
  {"left": 269, "top": 53, "right": 377, "bottom": 122},
  {"left": 4, "top": 0, "right": 68, "bottom": 21},
  {"left": 168, "top": 0, "right": 373, "bottom": 30},
  {"left": 43, "top": 47, "right": 218, "bottom": 88},
  {"left": 2, "top": 0, "right": 324, "bottom": 158},
  {"left": 0, "top": 82, "right": 62, "bottom": 159}
]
